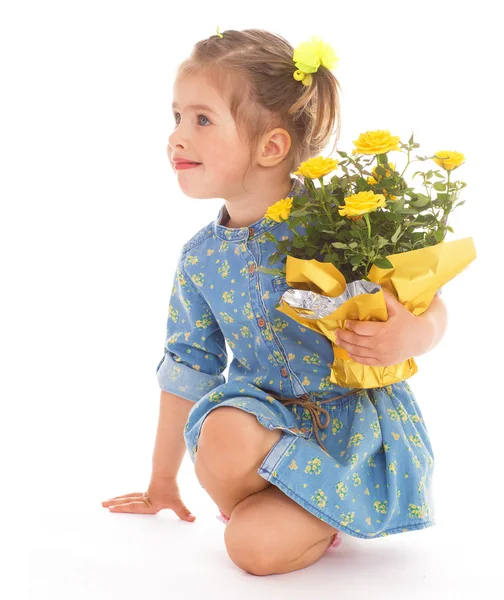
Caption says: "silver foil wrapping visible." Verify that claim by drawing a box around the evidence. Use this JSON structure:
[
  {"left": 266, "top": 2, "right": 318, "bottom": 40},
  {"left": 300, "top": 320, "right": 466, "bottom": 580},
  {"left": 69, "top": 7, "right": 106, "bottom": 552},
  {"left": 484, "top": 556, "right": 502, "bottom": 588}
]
[{"left": 280, "top": 279, "right": 382, "bottom": 319}]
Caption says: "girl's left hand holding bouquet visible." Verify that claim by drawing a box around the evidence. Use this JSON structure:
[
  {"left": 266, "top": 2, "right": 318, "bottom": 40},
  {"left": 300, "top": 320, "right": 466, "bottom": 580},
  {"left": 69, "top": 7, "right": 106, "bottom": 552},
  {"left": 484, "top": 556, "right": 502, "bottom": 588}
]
[
  {"left": 101, "top": 391, "right": 197, "bottom": 521},
  {"left": 335, "top": 285, "right": 440, "bottom": 367}
]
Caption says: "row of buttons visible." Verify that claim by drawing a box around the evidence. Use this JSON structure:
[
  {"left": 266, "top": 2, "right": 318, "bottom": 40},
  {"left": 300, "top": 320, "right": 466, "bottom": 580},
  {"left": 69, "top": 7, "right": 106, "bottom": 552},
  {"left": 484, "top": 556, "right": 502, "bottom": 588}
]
[
  {"left": 247, "top": 238, "right": 288, "bottom": 379},
  {"left": 257, "top": 317, "right": 288, "bottom": 377}
]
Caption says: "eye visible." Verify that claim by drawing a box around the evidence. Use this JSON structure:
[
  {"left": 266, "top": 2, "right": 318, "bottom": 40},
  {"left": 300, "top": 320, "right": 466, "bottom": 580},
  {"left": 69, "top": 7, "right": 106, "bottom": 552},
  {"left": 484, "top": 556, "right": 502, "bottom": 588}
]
[{"left": 172, "top": 112, "right": 212, "bottom": 126}]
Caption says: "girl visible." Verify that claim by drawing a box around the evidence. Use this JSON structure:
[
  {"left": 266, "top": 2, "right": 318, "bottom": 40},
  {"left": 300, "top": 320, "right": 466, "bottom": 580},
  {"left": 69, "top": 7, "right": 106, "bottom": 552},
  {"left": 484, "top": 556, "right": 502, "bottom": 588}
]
[{"left": 102, "top": 28, "right": 448, "bottom": 576}]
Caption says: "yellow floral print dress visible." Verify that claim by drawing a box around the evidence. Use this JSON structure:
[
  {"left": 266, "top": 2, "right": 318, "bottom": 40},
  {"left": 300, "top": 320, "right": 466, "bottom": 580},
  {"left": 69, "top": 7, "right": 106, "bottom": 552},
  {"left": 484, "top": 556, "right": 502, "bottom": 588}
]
[{"left": 156, "top": 177, "right": 436, "bottom": 539}]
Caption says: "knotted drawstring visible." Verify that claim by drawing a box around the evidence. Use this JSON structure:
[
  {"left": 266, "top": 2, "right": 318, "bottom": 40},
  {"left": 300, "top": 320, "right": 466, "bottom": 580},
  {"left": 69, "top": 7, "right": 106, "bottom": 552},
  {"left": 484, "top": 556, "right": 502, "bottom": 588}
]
[{"left": 268, "top": 389, "right": 358, "bottom": 454}]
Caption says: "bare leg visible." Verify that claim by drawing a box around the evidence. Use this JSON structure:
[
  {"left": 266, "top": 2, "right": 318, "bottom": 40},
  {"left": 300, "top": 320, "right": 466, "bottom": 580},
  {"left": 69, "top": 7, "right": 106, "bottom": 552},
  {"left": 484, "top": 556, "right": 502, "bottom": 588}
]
[
  {"left": 194, "top": 407, "right": 283, "bottom": 518},
  {"left": 224, "top": 485, "right": 340, "bottom": 576}
]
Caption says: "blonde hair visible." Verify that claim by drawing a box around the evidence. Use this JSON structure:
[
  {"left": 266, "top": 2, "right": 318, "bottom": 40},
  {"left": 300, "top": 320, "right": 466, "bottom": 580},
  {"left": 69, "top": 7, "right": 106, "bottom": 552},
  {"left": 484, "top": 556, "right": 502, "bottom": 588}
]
[{"left": 175, "top": 28, "right": 342, "bottom": 175}]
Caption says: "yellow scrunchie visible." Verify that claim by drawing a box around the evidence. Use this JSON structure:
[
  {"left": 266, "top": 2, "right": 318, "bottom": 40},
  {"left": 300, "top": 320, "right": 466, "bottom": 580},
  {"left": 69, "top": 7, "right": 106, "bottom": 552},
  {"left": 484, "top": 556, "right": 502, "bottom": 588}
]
[{"left": 292, "top": 36, "right": 339, "bottom": 85}]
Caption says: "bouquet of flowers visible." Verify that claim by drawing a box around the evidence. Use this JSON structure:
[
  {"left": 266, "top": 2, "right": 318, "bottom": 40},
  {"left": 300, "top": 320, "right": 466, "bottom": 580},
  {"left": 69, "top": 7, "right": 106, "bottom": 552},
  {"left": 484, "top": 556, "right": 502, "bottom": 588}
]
[{"left": 260, "top": 129, "right": 476, "bottom": 389}]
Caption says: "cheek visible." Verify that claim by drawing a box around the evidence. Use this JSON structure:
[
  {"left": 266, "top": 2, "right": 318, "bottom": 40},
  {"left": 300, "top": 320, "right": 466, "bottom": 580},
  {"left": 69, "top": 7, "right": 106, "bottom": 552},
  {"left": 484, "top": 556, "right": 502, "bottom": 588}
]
[{"left": 207, "top": 134, "right": 249, "bottom": 170}]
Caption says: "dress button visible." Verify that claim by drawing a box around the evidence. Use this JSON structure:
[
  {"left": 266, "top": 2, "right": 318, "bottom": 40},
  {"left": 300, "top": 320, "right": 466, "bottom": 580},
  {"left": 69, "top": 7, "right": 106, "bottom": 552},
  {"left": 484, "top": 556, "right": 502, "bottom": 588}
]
[
  {"left": 281, "top": 367, "right": 288, "bottom": 377},
  {"left": 249, "top": 264, "right": 255, "bottom": 275},
  {"left": 258, "top": 318, "right": 265, "bottom": 327},
  {"left": 248, "top": 227, "right": 255, "bottom": 236}
]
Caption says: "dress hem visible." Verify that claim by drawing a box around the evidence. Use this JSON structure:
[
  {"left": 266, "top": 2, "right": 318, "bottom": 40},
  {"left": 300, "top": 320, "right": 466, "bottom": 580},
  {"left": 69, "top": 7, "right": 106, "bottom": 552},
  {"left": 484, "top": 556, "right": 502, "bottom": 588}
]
[{"left": 257, "top": 431, "right": 435, "bottom": 540}]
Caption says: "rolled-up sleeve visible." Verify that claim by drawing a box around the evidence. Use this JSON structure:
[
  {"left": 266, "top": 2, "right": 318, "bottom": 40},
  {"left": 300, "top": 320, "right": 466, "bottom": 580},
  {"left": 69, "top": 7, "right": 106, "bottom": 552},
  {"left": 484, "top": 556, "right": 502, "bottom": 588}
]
[{"left": 156, "top": 248, "right": 227, "bottom": 402}]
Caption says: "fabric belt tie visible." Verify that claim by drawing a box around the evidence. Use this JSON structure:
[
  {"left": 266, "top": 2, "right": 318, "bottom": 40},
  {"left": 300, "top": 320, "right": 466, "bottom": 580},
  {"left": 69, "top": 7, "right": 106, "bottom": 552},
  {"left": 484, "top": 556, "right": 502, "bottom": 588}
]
[{"left": 268, "top": 389, "right": 358, "bottom": 454}]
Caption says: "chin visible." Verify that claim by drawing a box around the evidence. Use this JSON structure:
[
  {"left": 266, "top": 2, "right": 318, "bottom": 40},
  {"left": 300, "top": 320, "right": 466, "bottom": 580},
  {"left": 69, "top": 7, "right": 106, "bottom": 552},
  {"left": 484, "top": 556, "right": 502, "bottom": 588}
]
[{"left": 177, "top": 186, "right": 213, "bottom": 200}]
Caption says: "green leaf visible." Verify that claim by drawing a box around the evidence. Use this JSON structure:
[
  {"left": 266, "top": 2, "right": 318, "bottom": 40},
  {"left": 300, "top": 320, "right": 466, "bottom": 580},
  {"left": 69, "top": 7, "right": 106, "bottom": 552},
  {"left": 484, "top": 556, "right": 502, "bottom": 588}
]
[
  {"left": 390, "top": 198, "right": 405, "bottom": 213},
  {"left": 289, "top": 208, "right": 310, "bottom": 217},
  {"left": 433, "top": 230, "right": 445, "bottom": 242},
  {"left": 258, "top": 266, "right": 282, "bottom": 275},
  {"left": 433, "top": 182, "right": 446, "bottom": 192},
  {"left": 410, "top": 194, "right": 430, "bottom": 208},
  {"left": 331, "top": 242, "right": 349, "bottom": 249},
  {"left": 391, "top": 225, "right": 402, "bottom": 243},
  {"left": 292, "top": 236, "right": 305, "bottom": 248},
  {"left": 373, "top": 257, "right": 394, "bottom": 269}
]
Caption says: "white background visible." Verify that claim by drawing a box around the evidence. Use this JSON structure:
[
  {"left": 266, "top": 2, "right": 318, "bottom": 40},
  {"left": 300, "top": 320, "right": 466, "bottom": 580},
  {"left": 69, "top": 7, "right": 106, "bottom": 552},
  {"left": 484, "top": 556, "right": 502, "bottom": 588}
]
[{"left": 1, "top": 0, "right": 502, "bottom": 598}]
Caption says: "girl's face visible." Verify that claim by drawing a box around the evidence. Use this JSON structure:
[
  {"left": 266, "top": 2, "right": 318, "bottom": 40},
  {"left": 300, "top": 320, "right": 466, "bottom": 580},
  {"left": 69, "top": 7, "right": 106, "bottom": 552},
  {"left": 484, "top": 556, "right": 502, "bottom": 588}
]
[{"left": 167, "top": 74, "right": 253, "bottom": 200}]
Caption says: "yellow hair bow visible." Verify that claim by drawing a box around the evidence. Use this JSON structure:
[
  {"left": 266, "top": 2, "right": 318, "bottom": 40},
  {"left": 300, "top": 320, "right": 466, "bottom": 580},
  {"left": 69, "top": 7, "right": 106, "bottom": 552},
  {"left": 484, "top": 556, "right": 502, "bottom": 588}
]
[
  {"left": 215, "top": 25, "right": 223, "bottom": 38},
  {"left": 292, "top": 36, "right": 339, "bottom": 86}
]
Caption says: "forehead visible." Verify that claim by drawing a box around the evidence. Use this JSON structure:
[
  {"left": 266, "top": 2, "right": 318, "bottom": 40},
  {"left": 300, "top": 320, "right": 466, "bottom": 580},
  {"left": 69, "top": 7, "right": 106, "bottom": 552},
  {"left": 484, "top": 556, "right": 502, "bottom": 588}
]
[{"left": 172, "top": 73, "right": 231, "bottom": 115}]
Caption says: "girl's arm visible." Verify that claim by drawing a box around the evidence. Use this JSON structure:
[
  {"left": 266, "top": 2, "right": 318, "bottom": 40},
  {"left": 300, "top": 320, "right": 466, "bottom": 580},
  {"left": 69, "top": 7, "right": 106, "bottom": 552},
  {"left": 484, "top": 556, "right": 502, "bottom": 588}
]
[
  {"left": 102, "top": 390, "right": 196, "bottom": 518},
  {"left": 150, "top": 390, "right": 194, "bottom": 481},
  {"left": 416, "top": 293, "right": 448, "bottom": 354}
]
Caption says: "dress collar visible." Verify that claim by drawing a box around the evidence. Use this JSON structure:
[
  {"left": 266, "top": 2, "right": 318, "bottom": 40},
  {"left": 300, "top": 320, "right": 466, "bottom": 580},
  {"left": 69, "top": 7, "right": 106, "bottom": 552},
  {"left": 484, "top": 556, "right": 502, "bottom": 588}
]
[{"left": 213, "top": 177, "right": 305, "bottom": 241}]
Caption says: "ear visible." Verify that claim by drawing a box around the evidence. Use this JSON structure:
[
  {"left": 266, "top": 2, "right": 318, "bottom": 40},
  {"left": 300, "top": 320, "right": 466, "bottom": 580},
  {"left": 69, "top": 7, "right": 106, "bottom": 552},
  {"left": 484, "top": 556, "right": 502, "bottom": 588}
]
[{"left": 256, "top": 127, "right": 291, "bottom": 167}]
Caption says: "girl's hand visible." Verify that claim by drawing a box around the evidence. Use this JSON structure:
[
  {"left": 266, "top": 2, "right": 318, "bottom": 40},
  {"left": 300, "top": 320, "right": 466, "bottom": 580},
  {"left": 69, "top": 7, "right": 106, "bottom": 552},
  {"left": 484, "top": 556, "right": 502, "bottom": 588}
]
[
  {"left": 101, "top": 476, "right": 196, "bottom": 522},
  {"left": 334, "top": 288, "right": 433, "bottom": 367}
]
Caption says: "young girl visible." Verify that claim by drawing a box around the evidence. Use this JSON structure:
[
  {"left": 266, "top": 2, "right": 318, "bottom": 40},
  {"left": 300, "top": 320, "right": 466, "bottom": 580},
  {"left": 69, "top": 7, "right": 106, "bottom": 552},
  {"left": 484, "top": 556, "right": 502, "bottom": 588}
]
[{"left": 102, "top": 28, "right": 448, "bottom": 576}]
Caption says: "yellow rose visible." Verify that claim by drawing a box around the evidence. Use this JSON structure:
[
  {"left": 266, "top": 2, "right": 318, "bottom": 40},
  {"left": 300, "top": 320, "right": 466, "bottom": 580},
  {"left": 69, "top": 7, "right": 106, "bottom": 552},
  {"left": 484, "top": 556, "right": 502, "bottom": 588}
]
[
  {"left": 352, "top": 130, "right": 401, "bottom": 155},
  {"left": 433, "top": 150, "right": 465, "bottom": 171},
  {"left": 293, "top": 36, "right": 339, "bottom": 74},
  {"left": 293, "top": 156, "right": 339, "bottom": 179},
  {"left": 265, "top": 197, "right": 293, "bottom": 222},
  {"left": 338, "top": 191, "right": 387, "bottom": 218}
]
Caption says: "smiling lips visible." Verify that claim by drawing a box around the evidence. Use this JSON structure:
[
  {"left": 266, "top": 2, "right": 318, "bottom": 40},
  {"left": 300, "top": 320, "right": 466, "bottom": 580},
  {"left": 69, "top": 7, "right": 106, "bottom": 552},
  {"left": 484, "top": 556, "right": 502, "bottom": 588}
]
[
  {"left": 175, "top": 162, "right": 201, "bottom": 170},
  {"left": 173, "top": 158, "right": 202, "bottom": 170}
]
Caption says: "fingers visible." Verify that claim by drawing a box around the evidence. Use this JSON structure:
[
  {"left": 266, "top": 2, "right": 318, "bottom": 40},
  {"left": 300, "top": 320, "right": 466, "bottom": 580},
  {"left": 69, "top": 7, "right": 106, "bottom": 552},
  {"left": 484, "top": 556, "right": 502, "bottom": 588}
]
[
  {"left": 108, "top": 500, "right": 156, "bottom": 514},
  {"left": 102, "top": 493, "right": 143, "bottom": 507},
  {"left": 102, "top": 493, "right": 156, "bottom": 514},
  {"left": 336, "top": 330, "right": 370, "bottom": 350},
  {"left": 168, "top": 497, "right": 196, "bottom": 522}
]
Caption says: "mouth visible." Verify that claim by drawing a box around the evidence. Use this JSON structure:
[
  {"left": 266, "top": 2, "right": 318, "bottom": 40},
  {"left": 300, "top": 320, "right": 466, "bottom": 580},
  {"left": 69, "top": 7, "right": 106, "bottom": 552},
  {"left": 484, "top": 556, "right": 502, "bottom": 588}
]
[{"left": 174, "top": 161, "right": 202, "bottom": 170}]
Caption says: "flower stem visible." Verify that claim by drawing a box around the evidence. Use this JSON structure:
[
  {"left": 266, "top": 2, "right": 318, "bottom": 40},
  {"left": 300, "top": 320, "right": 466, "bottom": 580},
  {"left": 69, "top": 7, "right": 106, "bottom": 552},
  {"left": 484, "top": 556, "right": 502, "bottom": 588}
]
[
  {"left": 318, "top": 176, "right": 335, "bottom": 226},
  {"left": 442, "top": 170, "right": 451, "bottom": 228},
  {"left": 364, "top": 212, "right": 371, "bottom": 238}
]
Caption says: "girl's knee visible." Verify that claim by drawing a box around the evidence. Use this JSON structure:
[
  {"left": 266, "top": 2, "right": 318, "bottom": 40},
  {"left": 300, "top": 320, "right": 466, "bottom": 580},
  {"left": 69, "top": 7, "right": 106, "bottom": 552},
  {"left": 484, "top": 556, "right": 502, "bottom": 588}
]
[
  {"left": 196, "top": 406, "right": 282, "bottom": 474},
  {"left": 224, "top": 513, "right": 283, "bottom": 576}
]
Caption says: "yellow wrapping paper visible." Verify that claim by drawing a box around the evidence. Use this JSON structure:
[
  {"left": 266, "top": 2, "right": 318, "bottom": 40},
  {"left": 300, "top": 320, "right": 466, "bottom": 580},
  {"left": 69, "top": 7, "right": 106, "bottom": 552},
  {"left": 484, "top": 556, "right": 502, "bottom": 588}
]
[{"left": 276, "top": 237, "right": 476, "bottom": 389}]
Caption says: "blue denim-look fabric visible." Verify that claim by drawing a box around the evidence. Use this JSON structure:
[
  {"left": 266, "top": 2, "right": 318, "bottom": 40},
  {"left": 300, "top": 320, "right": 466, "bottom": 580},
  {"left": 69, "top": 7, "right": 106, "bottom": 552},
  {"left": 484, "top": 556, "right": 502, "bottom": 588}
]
[{"left": 156, "top": 177, "right": 438, "bottom": 539}]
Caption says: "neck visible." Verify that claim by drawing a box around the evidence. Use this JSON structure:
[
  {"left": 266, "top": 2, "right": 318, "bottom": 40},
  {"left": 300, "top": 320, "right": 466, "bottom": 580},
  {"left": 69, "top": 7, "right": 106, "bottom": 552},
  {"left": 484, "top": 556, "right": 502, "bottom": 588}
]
[{"left": 221, "top": 175, "right": 294, "bottom": 229}]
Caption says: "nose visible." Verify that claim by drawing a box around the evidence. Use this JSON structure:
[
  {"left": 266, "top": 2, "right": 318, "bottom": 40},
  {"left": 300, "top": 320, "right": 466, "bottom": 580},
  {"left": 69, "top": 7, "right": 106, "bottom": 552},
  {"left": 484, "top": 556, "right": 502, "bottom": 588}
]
[{"left": 168, "top": 122, "right": 189, "bottom": 155}]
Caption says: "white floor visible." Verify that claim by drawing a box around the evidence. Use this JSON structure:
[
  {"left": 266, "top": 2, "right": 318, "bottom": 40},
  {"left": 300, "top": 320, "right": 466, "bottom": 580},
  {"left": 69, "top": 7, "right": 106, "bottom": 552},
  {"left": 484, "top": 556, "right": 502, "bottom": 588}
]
[{"left": 3, "top": 471, "right": 499, "bottom": 600}]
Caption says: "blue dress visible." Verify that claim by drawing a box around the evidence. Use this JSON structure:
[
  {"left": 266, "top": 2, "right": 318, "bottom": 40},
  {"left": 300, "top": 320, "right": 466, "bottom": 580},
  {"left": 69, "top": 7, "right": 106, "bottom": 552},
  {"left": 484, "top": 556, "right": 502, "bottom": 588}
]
[{"left": 156, "top": 177, "right": 436, "bottom": 539}]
